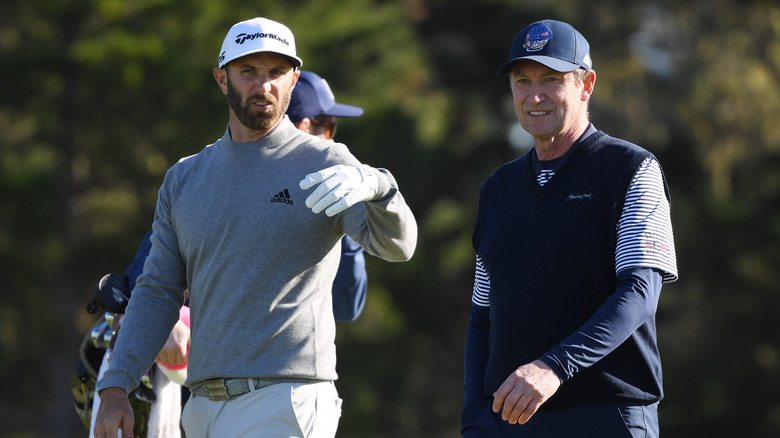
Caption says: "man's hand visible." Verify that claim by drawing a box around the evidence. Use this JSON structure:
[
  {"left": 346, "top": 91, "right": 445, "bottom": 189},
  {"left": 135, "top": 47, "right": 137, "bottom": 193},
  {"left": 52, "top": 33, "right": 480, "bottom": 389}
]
[
  {"left": 492, "top": 360, "right": 561, "bottom": 425},
  {"left": 299, "top": 165, "right": 380, "bottom": 216},
  {"left": 155, "top": 319, "right": 190, "bottom": 366},
  {"left": 93, "top": 387, "right": 134, "bottom": 438}
]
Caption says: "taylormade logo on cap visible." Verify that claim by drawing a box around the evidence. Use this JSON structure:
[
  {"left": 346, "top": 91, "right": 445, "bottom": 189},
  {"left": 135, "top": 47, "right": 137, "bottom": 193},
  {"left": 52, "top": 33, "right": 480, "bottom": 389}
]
[
  {"left": 217, "top": 17, "right": 303, "bottom": 69},
  {"left": 234, "top": 32, "right": 289, "bottom": 46}
]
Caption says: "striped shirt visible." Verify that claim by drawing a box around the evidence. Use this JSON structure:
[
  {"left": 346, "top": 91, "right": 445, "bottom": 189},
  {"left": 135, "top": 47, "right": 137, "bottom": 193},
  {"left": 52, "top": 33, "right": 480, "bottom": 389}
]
[
  {"left": 472, "top": 156, "right": 677, "bottom": 306},
  {"left": 536, "top": 169, "right": 556, "bottom": 186}
]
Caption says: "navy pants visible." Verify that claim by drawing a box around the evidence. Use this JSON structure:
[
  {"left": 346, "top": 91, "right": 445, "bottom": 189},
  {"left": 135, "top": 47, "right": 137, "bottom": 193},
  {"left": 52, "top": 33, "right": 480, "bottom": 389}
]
[{"left": 462, "top": 399, "right": 659, "bottom": 438}]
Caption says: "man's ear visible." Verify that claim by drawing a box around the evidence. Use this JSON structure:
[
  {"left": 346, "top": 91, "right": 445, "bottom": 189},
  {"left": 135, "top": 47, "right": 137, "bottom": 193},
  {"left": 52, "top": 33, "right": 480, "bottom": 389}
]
[
  {"left": 291, "top": 68, "right": 301, "bottom": 88},
  {"left": 296, "top": 118, "right": 312, "bottom": 134},
  {"left": 214, "top": 67, "right": 228, "bottom": 96},
  {"left": 581, "top": 70, "right": 596, "bottom": 101}
]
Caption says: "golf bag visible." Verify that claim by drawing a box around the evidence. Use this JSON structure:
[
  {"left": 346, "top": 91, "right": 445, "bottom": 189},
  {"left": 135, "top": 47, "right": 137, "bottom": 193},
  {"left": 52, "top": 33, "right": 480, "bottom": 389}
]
[{"left": 72, "top": 273, "right": 156, "bottom": 437}]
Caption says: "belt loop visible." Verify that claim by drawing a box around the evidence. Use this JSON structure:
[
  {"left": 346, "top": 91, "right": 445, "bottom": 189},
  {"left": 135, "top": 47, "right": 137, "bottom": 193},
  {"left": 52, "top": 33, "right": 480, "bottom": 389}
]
[{"left": 247, "top": 377, "right": 256, "bottom": 392}]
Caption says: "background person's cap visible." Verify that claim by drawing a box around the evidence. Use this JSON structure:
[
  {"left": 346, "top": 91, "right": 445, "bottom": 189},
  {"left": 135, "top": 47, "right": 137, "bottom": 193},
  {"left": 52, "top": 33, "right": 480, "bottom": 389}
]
[
  {"left": 497, "top": 19, "right": 592, "bottom": 75},
  {"left": 217, "top": 17, "right": 303, "bottom": 69},
  {"left": 286, "top": 71, "right": 364, "bottom": 123}
]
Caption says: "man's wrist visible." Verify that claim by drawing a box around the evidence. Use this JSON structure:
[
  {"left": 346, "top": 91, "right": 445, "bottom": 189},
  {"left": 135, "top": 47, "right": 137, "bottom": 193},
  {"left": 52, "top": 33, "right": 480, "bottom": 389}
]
[
  {"left": 537, "top": 357, "right": 566, "bottom": 384},
  {"left": 365, "top": 166, "right": 393, "bottom": 201},
  {"left": 99, "top": 386, "right": 128, "bottom": 398}
]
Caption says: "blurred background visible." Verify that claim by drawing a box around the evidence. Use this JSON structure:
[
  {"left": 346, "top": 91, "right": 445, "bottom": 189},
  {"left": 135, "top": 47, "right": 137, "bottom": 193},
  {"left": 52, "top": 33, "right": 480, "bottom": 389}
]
[{"left": 1, "top": 0, "right": 779, "bottom": 436}]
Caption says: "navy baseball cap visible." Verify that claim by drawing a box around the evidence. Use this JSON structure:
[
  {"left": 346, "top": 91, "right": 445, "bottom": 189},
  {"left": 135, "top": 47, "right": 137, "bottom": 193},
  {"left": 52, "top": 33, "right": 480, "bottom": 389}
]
[
  {"left": 286, "top": 71, "right": 364, "bottom": 123},
  {"left": 497, "top": 19, "right": 592, "bottom": 75}
]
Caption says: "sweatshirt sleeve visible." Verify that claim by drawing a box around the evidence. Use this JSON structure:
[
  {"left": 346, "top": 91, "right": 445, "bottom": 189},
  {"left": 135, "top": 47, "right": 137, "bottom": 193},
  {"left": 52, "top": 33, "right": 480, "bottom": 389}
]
[
  {"left": 96, "top": 170, "right": 187, "bottom": 394},
  {"left": 341, "top": 167, "right": 417, "bottom": 262},
  {"left": 462, "top": 255, "right": 492, "bottom": 429},
  {"left": 463, "top": 305, "right": 491, "bottom": 417},
  {"left": 539, "top": 267, "right": 663, "bottom": 381}
]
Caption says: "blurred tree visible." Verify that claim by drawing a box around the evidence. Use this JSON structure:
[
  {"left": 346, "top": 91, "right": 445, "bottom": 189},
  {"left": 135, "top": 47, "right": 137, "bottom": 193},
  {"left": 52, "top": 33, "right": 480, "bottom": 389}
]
[{"left": 1, "top": 0, "right": 779, "bottom": 436}]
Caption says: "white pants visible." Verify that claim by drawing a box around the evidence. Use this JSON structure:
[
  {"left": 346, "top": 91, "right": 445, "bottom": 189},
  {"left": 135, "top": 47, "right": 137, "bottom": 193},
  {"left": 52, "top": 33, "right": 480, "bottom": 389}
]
[{"left": 181, "top": 381, "right": 342, "bottom": 438}]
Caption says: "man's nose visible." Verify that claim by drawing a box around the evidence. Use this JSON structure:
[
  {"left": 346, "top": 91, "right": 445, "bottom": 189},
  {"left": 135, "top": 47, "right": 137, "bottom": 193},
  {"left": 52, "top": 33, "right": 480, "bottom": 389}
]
[
  {"left": 253, "top": 74, "right": 273, "bottom": 92},
  {"left": 527, "top": 85, "right": 546, "bottom": 103}
]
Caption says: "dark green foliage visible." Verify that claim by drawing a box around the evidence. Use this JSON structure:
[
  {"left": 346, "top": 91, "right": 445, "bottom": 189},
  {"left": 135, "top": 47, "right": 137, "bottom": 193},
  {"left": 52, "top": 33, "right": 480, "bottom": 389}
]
[{"left": 1, "top": 0, "right": 778, "bottom": 436}]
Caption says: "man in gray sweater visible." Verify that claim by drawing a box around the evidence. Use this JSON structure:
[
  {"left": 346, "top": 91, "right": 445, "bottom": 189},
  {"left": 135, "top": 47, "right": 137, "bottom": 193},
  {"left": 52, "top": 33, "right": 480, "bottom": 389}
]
[{"left": 94, "top": 17, "right": 417, "bottom": 438}]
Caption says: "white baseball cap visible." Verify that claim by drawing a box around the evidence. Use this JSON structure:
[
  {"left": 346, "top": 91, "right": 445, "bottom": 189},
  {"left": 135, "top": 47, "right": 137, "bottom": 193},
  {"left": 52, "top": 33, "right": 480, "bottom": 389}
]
[{"left": 217, "top": 17, "right": 303, "bottom": 69}]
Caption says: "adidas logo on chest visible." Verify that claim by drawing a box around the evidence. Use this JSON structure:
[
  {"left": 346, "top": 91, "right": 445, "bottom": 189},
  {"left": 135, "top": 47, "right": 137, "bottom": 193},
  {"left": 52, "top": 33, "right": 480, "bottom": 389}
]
[{"left": 270, "top": 189, "right": 294, "bottom": 205}]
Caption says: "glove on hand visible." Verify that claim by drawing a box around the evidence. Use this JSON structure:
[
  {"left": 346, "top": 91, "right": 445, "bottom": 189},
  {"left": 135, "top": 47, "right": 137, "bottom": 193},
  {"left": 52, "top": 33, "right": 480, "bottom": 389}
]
[{"left": 299, "top": 164, "right": 380, "bottom": 217}]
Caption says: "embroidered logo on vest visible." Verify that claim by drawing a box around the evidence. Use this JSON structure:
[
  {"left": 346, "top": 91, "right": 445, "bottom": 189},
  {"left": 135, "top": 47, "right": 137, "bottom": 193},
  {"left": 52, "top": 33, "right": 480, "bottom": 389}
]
[{"left": 566, "top": 193, "right": 592, "bottom": 201}]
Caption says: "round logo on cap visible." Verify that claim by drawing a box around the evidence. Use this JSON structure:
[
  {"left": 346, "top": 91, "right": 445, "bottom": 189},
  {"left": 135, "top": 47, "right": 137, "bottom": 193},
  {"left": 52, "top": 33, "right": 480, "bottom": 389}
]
[{"left": 523, "top": 24, "right": 553, "bottom": 52}]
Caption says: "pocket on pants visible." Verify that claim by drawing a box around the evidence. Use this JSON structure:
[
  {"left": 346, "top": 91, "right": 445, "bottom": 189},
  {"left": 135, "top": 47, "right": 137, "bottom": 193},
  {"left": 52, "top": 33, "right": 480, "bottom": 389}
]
[
  {"left": 290, "top": 381, "right": 342, "bottom": 438},
  {"left": 329, "top": 383, "right": 343, "bottom": 421}
]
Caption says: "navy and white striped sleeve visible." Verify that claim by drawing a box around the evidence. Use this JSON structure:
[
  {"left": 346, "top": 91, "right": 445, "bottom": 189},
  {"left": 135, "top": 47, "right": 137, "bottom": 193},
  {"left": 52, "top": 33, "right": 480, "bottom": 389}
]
[
  {"left": 471, "top": 255, "right": 491, "bottom": 307},
  {"left": 615, "top": 157, "right": 678, "bottom": 282}
]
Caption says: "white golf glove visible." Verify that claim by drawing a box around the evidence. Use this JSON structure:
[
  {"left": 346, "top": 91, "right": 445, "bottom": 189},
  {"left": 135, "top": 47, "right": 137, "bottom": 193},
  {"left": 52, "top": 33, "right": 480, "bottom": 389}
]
[{"left": 299, "top": 164, "right": 380, "bottom": 216}]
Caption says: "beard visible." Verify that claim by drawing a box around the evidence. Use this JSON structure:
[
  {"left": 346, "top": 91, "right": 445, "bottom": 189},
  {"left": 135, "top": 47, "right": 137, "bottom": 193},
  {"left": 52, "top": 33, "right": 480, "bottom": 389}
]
[{"left": 226, "top": 74, "right": 291, "bottom": 132}]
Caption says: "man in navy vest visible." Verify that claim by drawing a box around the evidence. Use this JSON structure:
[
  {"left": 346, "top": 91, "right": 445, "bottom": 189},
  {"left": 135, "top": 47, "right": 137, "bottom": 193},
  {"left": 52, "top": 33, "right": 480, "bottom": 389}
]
[{"left": 462, "top": 19, "right": 678, "bottom": 437}]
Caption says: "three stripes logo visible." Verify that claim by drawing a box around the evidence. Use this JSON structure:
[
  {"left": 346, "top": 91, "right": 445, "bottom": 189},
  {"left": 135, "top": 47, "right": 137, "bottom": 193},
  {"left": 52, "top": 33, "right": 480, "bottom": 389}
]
[{"left": 271, "top": 189, "right": 293, "bottom": 205}]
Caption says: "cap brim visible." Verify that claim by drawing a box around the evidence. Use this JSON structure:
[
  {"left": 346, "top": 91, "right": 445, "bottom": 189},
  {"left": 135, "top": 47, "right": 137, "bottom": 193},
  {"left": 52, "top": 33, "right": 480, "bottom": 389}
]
[
  {"left": 497, "top": 55, "right": 581, "bottom": 75},
  {"left": 321, "top": 103, "right": 364, "bottom": 118},
  {"left": 220, "top": 50, "right": 303, "bottom": 69}
]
